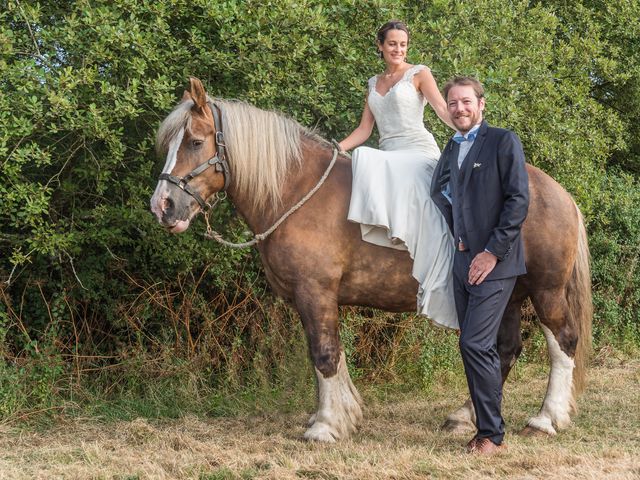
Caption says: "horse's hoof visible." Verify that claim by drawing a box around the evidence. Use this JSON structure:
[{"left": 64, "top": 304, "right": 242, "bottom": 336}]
[
  {"left": 304, "top": 422, "right": 338, "bottom": 443},
  {"left": 519, "top": 425, "right": 554, "bottom": 437},
  {"left": 441, "top": 418, "right": 475, "bottom": 434},
  {"left": 522, "top": 416, "right": 558, "bottom": 436}
]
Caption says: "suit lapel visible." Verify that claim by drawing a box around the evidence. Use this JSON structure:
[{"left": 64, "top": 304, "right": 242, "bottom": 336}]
[
  {"left": 462, "top": 121, "right": 488, "bottom": 193},
  {"left": 448, "top": 141, "right": 460, "bottom": 199},
  {"left": 447, "top": 140, "right": 460, "bottom": 174},
  {"left": 437, "top": 139, "right": 457, "bottom": 189}
]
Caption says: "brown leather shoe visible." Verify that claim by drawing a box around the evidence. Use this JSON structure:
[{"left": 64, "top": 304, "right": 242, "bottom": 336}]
[
  {"left": 466, "top": 437, "right": 507, "bottom": 455},
  {"left": 466, "top": 436, "right": 479, "bottom": 452}
]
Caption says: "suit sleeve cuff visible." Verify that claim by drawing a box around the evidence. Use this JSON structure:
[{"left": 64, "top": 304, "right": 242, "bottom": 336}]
[{"left": 484, "top": 246, "right": 502, "bottom": 261}]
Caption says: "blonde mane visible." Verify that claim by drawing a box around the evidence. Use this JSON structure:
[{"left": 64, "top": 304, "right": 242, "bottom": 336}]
[{"left": 157, "top": 97, "right": 320, "bottom": 212}]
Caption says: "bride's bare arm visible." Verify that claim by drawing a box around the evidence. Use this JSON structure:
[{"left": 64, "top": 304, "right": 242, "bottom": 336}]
[
  {"left": 338, "top": 99, "right": 375, "bottom": 152},
  {"left": 416, "top": 69, "right": 456, "bottom": 131}
]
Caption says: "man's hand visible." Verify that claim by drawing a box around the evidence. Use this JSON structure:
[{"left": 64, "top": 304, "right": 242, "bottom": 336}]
[{"left": 468, "top": 251, "right": 498, "bottom": 285}]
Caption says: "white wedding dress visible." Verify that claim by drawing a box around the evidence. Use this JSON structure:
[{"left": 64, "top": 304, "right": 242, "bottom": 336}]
[{"left": 348, "top": 64, "right": 458, "bottom": 329}]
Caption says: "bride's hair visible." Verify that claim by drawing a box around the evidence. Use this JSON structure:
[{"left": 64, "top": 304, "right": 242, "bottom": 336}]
[{"left": 376, "top": 20, "right": 409, "bottom": 53}]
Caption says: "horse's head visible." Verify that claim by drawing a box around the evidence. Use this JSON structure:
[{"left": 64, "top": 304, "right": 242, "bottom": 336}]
[{"left": 150, "top": 77, "right": 228, "bottom": 233}]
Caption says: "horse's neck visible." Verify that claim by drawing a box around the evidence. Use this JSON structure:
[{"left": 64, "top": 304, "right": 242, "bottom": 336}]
[{"left": 229, "top": 138, "right": 333, "bottom": 233}]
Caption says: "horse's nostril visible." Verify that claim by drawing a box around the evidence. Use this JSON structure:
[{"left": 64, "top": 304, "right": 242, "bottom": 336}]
[{"left": 162, "top": 197, "right": 173, "bottom": 214}]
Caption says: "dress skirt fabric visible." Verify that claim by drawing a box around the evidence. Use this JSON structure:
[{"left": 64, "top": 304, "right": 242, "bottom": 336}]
[{"left": 348, "top": 146, "right": 458, "bottom": 329}]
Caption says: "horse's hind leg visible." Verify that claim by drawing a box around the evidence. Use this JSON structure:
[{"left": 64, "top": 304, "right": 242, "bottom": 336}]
[
  {"left": 442, "top": 285, "right": 528, "bottom": 434},
  {"left": 497, "top": 284, "right": 528, "bottom": 384},
  {"left": 294, "top": 283, "right": 363, "bottom": 442},
  {"left": 521, "top": 289, "right": 577, "bottom": 436}
]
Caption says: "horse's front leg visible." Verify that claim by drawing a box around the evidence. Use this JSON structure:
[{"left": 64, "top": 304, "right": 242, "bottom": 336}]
[{"left": 294, "top": 282, "right": 363, "bottom": 442}]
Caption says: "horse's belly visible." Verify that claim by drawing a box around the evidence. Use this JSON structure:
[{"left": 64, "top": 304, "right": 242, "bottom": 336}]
[{"left": 338, "top": 250, "right": 417, "bottom": 311}]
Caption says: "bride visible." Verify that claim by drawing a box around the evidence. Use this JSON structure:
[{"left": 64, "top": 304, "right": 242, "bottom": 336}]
[{"left": 338, "top": 20, "right": 458, "bottom": 329}]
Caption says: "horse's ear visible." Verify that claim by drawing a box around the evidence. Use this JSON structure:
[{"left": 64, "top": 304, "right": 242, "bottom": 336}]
[
  {"left": 189, "top": 77, "right": 208, "bottom": 113},
  {"left": 180, "top": 90, "right": 191, "bottom": 103}
]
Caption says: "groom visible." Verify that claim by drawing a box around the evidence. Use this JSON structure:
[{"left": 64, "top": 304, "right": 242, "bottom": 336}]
[{"left": 430, "top": 77, "right": 529, "bottom": 454}]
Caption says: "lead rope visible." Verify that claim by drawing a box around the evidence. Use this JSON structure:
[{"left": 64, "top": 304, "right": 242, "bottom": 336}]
[{"left": 204, "top": 143, "right": 343, "bottom": 248}]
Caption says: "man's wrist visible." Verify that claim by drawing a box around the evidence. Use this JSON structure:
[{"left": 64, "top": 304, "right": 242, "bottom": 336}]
[{"left": 484, "top": 248, "right": 498, "bottom": 259}]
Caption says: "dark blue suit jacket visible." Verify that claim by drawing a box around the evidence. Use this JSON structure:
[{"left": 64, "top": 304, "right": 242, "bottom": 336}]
[{"left": 430, "top": 120, "right": 529, "bottom": 280}]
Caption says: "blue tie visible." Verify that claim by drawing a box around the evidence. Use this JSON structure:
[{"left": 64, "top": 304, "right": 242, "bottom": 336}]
[{"left": 452, "top": 131, "right": 478, "bottom": 144}]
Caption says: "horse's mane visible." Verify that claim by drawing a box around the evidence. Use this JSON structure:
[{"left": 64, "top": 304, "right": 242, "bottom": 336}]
[{"left": 157, "top": 97, "right": 327, "bottom": 212}]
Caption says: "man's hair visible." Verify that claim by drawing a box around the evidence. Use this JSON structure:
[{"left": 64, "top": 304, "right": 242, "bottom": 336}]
[{"left": 443, "top": 76, "right": 485, "bottom": 100}]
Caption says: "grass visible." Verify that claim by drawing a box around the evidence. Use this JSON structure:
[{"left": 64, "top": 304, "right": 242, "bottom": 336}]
[{"left": 0, "top": 352, "right": 638, "bottom": 479}]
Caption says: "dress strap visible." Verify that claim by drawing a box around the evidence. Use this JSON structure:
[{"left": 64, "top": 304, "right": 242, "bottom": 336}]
[
  {"left": 367, "top": 75, "right": 378, "bottom": 92},
  {"left": 403, "top": 64, "right": 429, "bottom": 81}
]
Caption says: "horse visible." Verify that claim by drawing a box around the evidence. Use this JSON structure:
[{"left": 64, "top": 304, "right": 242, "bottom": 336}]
[{"left": 150, "top": 77, "right": 592, "bottom": 442}]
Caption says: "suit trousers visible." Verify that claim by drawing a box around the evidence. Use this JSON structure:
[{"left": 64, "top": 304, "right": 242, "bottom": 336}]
[{"left": 453, "top": 250, "right": 516, "bottom": 445}]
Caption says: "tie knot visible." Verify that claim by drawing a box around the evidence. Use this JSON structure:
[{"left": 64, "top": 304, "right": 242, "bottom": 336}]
[{"left": 453, "top": 131, "right": 478, "bottom": 144}]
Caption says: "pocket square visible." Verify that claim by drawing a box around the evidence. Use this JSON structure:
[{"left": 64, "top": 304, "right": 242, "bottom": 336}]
[{"left": 473, "top": 163, "right": 482, "bottom": 168}]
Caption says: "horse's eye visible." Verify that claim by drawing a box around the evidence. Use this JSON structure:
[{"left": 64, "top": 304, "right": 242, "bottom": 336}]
[{"left": 192, "top": 139, "right": 204, "bottom": 148}]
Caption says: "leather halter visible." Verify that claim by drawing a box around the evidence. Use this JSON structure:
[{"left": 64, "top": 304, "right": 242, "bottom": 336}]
[{"left": 158, "top": 100, "right": 231, "bottom": 210}]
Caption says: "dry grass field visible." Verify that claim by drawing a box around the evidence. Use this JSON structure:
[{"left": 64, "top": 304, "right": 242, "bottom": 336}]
[{"left": 0, "top": 354, "right": 638, "bottom": 480}]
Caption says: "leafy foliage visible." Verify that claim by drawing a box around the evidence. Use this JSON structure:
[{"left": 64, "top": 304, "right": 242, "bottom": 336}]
[{"left": 0, "top": 0, "right": 639, "bottom": 418}]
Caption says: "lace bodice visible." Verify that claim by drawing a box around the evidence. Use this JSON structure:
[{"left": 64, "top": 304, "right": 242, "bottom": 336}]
[{"left": 367, "top": 64, "right": 440, "bottom": 156}]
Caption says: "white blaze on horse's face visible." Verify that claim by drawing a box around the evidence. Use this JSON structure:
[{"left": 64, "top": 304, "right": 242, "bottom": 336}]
[
  {"left": 162, "top": 127, "right": 184, "bottom": 176},
  {"left": 150, "top": 128, "right": 192, "bottom": 233}
]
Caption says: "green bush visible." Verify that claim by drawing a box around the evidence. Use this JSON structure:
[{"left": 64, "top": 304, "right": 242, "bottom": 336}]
[{"left": 589, "top": 172, "right": 640, "bottom": 349}]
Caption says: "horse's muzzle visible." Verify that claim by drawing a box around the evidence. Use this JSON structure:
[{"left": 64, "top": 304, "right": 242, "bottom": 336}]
[{"left": 150, "top": 186, "right": 194, "bottom": 233}]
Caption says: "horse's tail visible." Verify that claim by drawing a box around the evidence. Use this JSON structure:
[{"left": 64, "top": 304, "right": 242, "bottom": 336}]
[{"left": 568, "top": 202, "right": 592, "bottom": 397}]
